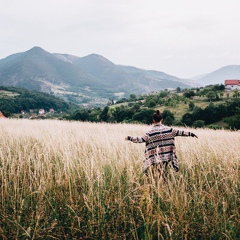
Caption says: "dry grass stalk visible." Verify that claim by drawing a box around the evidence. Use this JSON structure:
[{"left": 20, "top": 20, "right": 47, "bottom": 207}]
[{"left": 0, "top": 119, "right": 239, "bottom": 239}]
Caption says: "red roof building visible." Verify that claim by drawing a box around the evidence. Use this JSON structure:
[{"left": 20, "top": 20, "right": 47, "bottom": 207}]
[{"left": 224, "top": 79, "right": 240, "bottom": 90}]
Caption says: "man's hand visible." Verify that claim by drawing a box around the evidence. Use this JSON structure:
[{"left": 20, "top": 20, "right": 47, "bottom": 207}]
[
  {"left": 125, "top": 136, "right": 132, "bottom": 141},
  {"left": 191, "top": 133, "right": 198, "bottom": 138}
]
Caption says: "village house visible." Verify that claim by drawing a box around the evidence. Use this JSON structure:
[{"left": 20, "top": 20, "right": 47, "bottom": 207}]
[
  {"left": 49, "top": 108, "right": 55, "bottom": 113},
  {"left": 224, "top": 79, "right": 240, "bottom": 90},
  {"left": 38, "top": 109, "right": 45, "bottom": 115}
]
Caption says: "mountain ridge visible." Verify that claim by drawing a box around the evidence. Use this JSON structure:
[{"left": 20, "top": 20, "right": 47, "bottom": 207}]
[
  {"left": 1, "top": 46, "right": 237, "bottom": 105},
  {"left": 0, "top": 47, "right": 195, "bottom": 105},
  {"left": 194, "top": 65, "right": 240, "bottom": 85}
]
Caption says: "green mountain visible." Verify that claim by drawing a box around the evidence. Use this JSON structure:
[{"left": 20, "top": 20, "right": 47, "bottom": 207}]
[
  {"left": 0, "top": 47, "right": 101, "bottom": 92},
  {"left": 0, "top": 47, "right": 195, "bottom": 105},
  {"left": 74, "top": 54, "right": 195, "bottom": 93}
]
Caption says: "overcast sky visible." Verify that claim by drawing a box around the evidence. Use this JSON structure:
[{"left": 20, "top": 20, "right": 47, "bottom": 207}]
[{"left": 1, "top": 0, "right": 240, "bottom": 78}]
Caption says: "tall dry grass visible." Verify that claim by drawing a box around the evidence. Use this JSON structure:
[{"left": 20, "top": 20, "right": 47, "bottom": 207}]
[{"left": 0, "top": 119, "right": 239, "bottom": 239}]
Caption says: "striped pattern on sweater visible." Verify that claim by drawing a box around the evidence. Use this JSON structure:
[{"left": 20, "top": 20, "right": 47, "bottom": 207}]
[{"left": 129, "top": 124, "right": 194, "bottom": 171}]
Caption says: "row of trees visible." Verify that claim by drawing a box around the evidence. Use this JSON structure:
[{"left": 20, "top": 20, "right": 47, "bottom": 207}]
[
  {"left": 181, "top": 99, "right": 240, "bottom": 129},
  {"left": 126, "top": 85, "right": 230, "bottom": 110},
  {"left": 64, "top": 98, "right": 240, "bottom": 129},
  {"left": 65, "top": 105, "right": 155, "bottom": 124},
  {"left": 65, "top": 103, "right": 175, "bottom": 125}
]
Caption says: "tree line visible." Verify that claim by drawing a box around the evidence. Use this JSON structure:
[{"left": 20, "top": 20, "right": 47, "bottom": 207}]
[
  {"left": 64, "top": 98, "right": 240, "bottom": 129},
  {"left": 1, "top": 84, "right": 239, "bottom": 129},
  {"left": 181, "top": 99, "right": 240, "bottom": 129}
]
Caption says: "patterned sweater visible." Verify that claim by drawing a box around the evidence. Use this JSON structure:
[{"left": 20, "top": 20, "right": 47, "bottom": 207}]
[{"left": 128, "top": 124, "right": 195, "bottom": 172}]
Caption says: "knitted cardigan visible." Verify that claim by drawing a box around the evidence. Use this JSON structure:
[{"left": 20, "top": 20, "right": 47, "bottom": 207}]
[{"left": 128, "top": 124, "right": 195, "bottom": 172}]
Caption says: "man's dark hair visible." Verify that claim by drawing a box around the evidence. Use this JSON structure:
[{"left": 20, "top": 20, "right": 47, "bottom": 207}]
[{"left": 153, "top": 110, "right": 162, "bottom": 122}]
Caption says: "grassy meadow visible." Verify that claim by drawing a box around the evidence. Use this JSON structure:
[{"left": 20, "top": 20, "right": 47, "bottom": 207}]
[{"left": 0, "top": 119, "right": 239, "bottom": 239}]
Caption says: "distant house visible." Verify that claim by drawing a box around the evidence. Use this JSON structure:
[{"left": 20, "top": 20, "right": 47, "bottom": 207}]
[
  {"left": 224, "top": 80, "right": 240, "bottom": 90},
  {"left": 49, "top": 108, "right": 55, "bottom": 113},
  {"left": 21, "top": 110, "right": 25, "bottom": 115},
  {"left": 38, "top": 109, "right": 45, "bottom": 115}
]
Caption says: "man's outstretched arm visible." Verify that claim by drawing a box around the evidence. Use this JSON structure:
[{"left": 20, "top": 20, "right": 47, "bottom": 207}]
[
  {"left": 175, "top": 130, "right": 198, "bottom": 138},
  {"left": 125, "top": 135, "right": 147, "bottom": 143}
]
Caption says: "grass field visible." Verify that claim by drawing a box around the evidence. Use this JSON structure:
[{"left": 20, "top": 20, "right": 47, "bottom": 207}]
[
  {"left": 0, "top": 90, "right": 19, "bottom": 97},
  {"left": 0, "top": 119, "right": 239, "bottom": 239}
]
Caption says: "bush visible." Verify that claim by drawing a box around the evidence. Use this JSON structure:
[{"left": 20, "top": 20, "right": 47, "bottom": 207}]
[
  {"left": 207, "top": 125, "right": 222, "bottom": 130},
  {"left": 224, "top": 115, "right": 240, "bottom": 130},
  {"left": 193, "top": 120, "right": 205, "bottom": 128},
  {"left": 163, "top": 116, "right": 174, "bottom": 126}
]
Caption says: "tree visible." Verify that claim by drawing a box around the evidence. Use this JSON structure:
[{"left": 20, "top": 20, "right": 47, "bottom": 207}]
[
  {"left": 130, "top": 94, "right": 137, "bottom": 101},
  {"left": 88, "top": 109, "right": 100, "bottom": 122},
  {"left": 189, "top": 101, "right": 195, "bottom": 110},
  {"left": 216, "top": 104, "right": 227, "bottom": 119},
  {"left": 233, "top": 89, "right": 239, "bottom": 98},
  {"left": 72, "top": 109, "right": 90, "bottom": 121},
  {"left": 183, "top": 90, "right": 195, "bottom": 99},
  {"left": 164, "top": 116, "right": 174, "bottom": 126},
  {"left": 100, "top": 106, "right": 109, "bottom": 122},
  {"left": 192, "top": 106, "right": 204, "bottom": 122},
  {"left": 162, "top": 110, "right": 174, "bottom": 121},
  {"left": 193, "top": 120, "right": 205, "bottom": 128},
  {"left": 181, "top": 113, "right": 194, "bottom": 126},
  {"left": 132, "top": 103, "right": 141, "bottom": 112},
  {"left": 203, "top": 103, "right": 217, "bottom": 124},
  {"left": 224, "top": 115, "right": 240, "bottom": 129},
  {"left": 212, "top": 84, "right": 225, "bottom": 91},
  {"left": 159, "top": 91, "right": 169, "bottom": 98},
  {"left": 147, "top": 99, "right": 157, "bottom": 108},
  {"left": 112, "top": 106, "right": 127, "bottom": 122},
  {"left": 206, "top": 91, "right": 216, "bottom": 102},
  {"left": 132, "top": 109, "right": 155, "bottom": 124},
  {"left": 176, "top": 87, "right": 181, "bottom": 93}
]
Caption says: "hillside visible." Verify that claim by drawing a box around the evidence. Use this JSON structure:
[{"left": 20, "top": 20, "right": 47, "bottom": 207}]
[
  {"left": 0, "top": 47, "right": 195, "bottom": 106},
  {"left": 66, "top": 84, "right": 240, "bottom": 129},
  {"left": 0, "top": 86, "right": 73, "bottom": 115},
  {"left": 0, "top": 47, "right": 100, "bottom": 91}
]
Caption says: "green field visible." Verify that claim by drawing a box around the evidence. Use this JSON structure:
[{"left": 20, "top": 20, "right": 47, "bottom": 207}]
[{"left": 0, "top": 90, "right": 19, "bottom": 97}]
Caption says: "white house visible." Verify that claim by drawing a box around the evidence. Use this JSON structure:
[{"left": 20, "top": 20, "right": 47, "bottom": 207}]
[
  {"left": 224, "top": 80, "right": 240, "bottom": 90},
  {"left": 38, "top": 109, "right": 45, "bottom": 115}
]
